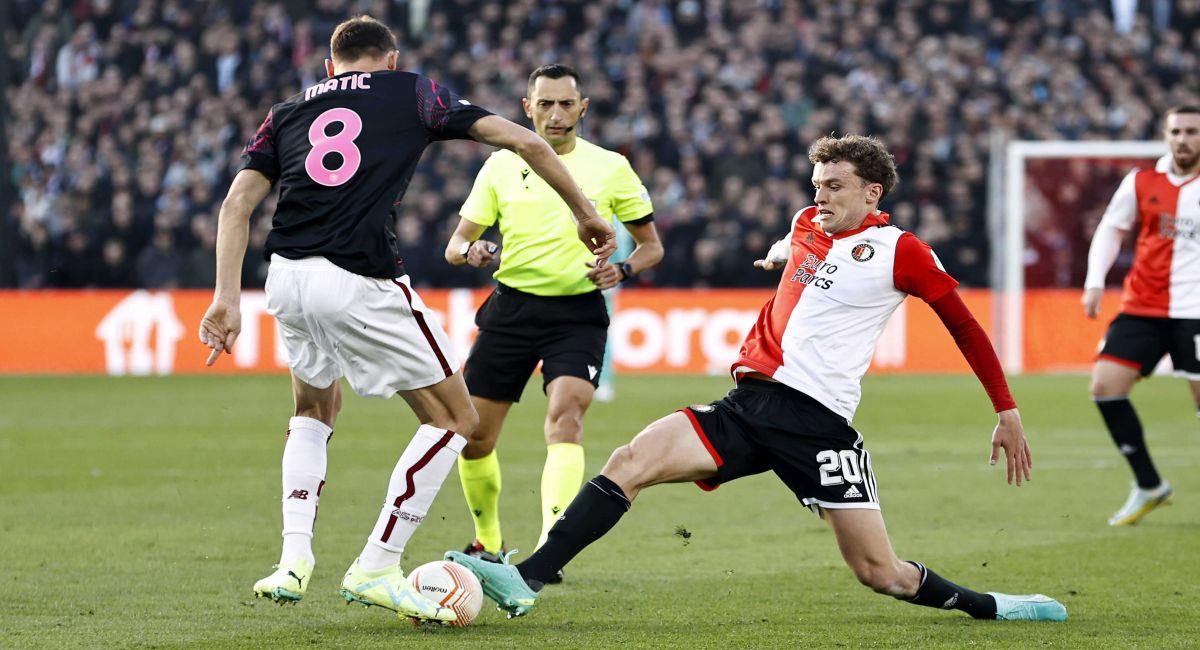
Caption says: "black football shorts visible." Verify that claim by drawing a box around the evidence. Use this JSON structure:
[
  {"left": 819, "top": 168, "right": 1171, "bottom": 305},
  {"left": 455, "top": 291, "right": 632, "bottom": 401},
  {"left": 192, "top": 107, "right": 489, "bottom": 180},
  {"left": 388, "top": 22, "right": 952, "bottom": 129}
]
[
  {"left": 1098, "top": 314, "right": 1200, "bottom": 378},
  {"left": 681, "top": 379, "right": 880, "bottom": 514},
  {"left": 464, "top": 283, "right": 608, "bottom": 403}
]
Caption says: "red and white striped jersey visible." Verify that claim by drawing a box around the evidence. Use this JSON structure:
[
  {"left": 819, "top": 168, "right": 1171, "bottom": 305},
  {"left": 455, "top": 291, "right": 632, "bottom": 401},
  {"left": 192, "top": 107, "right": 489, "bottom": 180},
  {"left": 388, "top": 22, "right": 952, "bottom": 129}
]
[
  {"left": 1097, "top": 155, "right": 1200, "bottom": 318},
  {"left": 734, "top": 207, "right": 958, "bottom": 421}
]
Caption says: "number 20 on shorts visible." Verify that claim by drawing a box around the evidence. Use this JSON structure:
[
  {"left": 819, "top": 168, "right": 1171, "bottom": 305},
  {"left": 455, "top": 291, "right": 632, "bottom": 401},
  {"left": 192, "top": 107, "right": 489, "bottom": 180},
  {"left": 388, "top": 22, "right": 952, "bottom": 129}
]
[{"left": 816, "top": 449, "right": 864, "bottom": 486}]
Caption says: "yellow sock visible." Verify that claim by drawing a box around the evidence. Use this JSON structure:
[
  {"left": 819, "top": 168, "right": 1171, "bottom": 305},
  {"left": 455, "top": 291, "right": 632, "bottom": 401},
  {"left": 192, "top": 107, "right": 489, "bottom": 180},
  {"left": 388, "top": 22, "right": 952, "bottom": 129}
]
[
  {"left": 457, "top": 451, "right": 503, "bottom": 553},
  {"left": 537, "top": 443, "right": 585, "bottom": 549}
]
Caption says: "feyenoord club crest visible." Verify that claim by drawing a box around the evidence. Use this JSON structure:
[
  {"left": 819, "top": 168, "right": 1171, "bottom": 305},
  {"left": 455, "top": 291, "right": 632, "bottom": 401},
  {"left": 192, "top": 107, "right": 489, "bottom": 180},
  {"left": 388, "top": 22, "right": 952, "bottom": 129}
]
[{"left": 851, "top": 243, "right": 875, "bottom": 262}]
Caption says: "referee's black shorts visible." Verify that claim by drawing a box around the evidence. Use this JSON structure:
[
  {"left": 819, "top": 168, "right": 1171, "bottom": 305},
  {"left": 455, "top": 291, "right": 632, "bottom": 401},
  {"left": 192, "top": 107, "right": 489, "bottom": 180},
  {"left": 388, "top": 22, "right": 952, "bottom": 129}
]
[{"left": 464, "top": 283, "right": 609, "bottom": 403}]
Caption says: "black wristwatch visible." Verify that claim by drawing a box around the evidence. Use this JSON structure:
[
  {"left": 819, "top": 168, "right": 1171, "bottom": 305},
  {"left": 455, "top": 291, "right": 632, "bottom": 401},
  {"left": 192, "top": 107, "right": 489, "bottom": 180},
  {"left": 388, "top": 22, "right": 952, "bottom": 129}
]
[{"left": 617, "top": 262, "right": 634, "bottom": 283}]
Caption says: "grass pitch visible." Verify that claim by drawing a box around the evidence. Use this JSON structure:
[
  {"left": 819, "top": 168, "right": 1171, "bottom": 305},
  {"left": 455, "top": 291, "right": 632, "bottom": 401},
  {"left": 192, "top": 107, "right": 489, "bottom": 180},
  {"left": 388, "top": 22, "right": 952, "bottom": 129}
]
[{"left": 1, "top": 373, "right": 1198, "bottom": 648}]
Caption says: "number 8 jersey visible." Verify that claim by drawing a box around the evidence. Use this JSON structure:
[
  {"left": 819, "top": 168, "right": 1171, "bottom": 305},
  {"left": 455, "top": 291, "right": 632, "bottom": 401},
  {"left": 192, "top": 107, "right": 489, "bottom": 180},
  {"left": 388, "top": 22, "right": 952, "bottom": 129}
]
[{"left": 239, "top": 71, "right": 492, "bottom": 279}]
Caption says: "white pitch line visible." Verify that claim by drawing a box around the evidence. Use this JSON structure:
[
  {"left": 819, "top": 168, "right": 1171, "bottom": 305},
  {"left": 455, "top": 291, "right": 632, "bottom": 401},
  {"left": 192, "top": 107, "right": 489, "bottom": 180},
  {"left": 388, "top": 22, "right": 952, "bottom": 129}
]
[{"left": 917, "top": 458, "right": 1198, "bottom": 472}]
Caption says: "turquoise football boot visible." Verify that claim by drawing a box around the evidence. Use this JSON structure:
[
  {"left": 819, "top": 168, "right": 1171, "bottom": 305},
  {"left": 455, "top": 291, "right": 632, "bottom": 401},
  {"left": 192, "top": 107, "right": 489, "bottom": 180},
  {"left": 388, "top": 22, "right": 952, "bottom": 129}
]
[
  {"left": 445, "top": 550, "right": 538, "bottom": 617},
  {"left": 989, "top": 593, "right": 1068, "bottom": 621}
]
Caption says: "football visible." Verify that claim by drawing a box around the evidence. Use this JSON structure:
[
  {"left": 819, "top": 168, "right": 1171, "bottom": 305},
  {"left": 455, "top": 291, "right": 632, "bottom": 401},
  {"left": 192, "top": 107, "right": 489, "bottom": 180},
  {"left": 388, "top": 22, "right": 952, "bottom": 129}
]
[{"left": 407, "top": 560, "right": 484, "bottom": 627}]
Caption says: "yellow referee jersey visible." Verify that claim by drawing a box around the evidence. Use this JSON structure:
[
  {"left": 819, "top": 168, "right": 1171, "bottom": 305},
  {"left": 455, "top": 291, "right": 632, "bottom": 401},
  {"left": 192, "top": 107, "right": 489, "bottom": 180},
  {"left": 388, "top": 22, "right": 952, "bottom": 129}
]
[{"left": 459, "top": 137, "right": 653, "bottom": 296}]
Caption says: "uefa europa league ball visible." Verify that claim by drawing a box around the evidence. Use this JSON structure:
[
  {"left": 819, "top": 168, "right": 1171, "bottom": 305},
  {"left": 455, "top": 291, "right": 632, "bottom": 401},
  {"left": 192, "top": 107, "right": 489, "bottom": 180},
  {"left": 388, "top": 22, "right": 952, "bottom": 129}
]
[{"left": 408, "top": 560, "right": 484, "bottom": 626}]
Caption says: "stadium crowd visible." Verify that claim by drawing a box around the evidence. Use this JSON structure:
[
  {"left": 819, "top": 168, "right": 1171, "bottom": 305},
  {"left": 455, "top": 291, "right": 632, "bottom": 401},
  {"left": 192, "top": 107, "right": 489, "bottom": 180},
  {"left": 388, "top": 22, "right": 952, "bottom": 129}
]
[{"left": 5, "top": 0, "right": 1199, "bottom": 290}]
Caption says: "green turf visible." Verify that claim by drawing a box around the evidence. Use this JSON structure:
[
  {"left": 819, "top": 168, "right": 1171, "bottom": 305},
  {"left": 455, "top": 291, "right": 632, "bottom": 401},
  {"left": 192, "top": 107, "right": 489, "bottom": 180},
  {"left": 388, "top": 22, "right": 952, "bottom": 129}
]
[{"left": 1, "top": 374, "right": 1197, "bottom": 648}]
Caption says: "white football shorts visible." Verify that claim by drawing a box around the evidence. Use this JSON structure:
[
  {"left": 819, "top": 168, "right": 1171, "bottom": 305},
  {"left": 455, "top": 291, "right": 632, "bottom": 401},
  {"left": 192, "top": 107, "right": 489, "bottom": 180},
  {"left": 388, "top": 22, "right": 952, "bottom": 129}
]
[{"left": 265, "top": 255, "right": 457, "bottom": 398}]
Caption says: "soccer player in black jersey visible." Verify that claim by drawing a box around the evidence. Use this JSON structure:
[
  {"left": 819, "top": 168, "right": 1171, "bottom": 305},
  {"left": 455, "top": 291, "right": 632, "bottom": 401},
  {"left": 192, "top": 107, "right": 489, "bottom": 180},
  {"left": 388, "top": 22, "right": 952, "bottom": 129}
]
[{"left": 197, "top": 16, "right": 614, "bottom": 624}]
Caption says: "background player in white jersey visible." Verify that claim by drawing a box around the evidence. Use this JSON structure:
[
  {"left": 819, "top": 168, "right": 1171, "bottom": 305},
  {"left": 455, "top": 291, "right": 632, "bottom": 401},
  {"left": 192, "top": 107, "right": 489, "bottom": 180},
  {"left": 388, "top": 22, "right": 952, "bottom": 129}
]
[
  {"left": 196, "top": 16, "right": 615, "bottom": 624},
  {"left": 448, "top": 134, "right": 1067, "bottom": 623},
  {"left": 1083, "top": 105, "right": 1200, "bottom": 526}
]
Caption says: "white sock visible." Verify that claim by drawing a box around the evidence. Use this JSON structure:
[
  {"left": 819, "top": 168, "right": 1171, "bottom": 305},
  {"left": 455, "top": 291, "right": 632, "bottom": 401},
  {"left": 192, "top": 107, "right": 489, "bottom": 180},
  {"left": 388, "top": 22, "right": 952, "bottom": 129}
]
[
  {"left": 358, "top": 424, "right": 466, "bottom": 571},
  {"left": 279, "top": 416, "right": 332, "bottom": 566}
]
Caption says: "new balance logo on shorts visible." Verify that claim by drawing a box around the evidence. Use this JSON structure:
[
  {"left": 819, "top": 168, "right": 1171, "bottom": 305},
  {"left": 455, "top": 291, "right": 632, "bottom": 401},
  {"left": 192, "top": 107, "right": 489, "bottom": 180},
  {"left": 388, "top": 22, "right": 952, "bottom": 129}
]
[
  {"left": 287, "top": 489, "right": 310, "bottom": 500},
  {"left": 843, "top": 485, "right": 863, "bottom": 499}
]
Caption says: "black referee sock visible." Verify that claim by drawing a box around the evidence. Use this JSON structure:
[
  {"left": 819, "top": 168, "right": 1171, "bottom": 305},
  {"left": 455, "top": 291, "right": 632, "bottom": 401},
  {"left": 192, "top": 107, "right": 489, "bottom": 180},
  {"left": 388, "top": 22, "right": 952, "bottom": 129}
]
[
  {"left": 517, "top": 475, "right": 631, "bottom": 590},
  {"left": 904, "top": 561, "right": 997, "bottom": 620},
  {"left": 1095, "top": 397, "right": 1162, "bottom": 489}
]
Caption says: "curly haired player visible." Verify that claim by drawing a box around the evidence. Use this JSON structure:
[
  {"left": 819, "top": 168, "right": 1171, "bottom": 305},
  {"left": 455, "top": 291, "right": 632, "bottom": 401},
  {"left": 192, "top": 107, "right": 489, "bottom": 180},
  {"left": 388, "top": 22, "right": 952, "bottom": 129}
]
[{"left": 449, "top": 134, "right": 1066, "bottom": 623}]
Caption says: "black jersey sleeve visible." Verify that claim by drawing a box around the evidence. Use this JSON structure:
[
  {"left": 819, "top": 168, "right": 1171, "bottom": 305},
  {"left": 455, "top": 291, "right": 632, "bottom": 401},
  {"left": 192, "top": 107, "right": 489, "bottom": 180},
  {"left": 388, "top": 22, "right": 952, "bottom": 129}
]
[
  {"left": 238, "top": 108, "right": 281, "bottom": 181},
  {"left": 415, "top": 75, "right": 493, "bottom": 142}
]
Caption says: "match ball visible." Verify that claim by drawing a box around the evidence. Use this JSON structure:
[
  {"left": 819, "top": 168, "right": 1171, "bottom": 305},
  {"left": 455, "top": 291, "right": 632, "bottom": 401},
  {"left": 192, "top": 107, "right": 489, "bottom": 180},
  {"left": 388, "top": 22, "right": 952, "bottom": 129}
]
[{"left": 408, "top": 560, "right": 483, "bottom": 626}]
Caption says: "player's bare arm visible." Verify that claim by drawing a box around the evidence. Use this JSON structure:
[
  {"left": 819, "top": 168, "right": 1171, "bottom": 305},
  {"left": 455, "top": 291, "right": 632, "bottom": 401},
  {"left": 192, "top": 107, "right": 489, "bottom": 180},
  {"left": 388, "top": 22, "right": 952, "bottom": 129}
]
[
  {"left": 199, "top": 169, "right": 272, "bottom": 365},
  {"left": 468, "top": 115, "right": 615, "bottom": 258},
  {"left": 1082, "top": 287, "right": 1105, "bottom": 319},
  {"left": 586, "top": 221, "right": 663, "bottom": 289},
  {"left": 445, "top": 218, "right": 499, "bottom": 268}
]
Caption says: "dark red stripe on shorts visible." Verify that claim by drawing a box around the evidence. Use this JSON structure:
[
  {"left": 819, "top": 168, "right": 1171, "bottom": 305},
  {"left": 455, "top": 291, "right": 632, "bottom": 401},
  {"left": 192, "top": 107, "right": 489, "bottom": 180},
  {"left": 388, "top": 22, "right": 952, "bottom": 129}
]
[
  {"left": 379, "top": 430, "right": 455, "bottom": 543},
  {"left": 392, "top": 279, "right": 452, "bottom": 378}
]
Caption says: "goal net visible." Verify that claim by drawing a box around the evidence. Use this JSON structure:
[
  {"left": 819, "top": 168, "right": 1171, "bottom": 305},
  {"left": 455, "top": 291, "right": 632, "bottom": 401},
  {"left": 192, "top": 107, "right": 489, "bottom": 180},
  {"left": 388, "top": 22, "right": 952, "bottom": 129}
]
[{"left": 989, "top": 139, "right": 1167, "bottom": 373}]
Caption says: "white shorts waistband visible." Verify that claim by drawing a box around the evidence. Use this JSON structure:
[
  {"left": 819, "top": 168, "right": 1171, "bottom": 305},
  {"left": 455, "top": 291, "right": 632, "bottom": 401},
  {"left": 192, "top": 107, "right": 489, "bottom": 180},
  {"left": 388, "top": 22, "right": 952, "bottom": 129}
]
[{"left": 269, "top": 254, "right": 341, "bottom": 270}]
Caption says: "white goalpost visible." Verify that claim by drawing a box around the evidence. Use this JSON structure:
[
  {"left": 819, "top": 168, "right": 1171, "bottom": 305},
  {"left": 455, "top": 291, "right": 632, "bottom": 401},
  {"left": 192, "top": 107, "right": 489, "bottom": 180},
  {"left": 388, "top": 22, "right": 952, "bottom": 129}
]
[{"left": 987, "top": 138, "right": 1166, "bottom": 373}]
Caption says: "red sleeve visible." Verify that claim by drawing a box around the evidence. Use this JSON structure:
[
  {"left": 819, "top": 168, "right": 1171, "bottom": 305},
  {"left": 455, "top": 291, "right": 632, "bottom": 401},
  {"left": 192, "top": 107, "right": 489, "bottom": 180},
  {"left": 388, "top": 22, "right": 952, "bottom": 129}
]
[
  {"left": 928, "top": 291, "right": 1018, "bottom": 412},
  {"left": 893, "top": 232, "right": 958, "bottom": 303}
]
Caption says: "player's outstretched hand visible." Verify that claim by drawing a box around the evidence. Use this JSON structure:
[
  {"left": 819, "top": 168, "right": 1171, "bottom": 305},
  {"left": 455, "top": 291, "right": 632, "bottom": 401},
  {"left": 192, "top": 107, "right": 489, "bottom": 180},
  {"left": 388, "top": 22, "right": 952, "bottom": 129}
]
[
  {"left": 1081, "top": 287, "right": 1102, "bottom": 319},
  {"left": 467, "top": 241, "right": 500, "bottom": 268},
  {"left": 586, "top": 259, "right": 622, "bottom": 290},
  {"left": 199, "top": 298, "right": 242, "bottom": 366},
  {"left": 753, "top": 238, "right": 790, "bottom": 271},
  {"left": 989, "top": 408, "right": 1032, "bottom": 486},
  {"left": 753, "top": 258, "right": 784, "bottom": 271},
  {"left": 577, "top": 216, "right": 616, "bottom": 259}
]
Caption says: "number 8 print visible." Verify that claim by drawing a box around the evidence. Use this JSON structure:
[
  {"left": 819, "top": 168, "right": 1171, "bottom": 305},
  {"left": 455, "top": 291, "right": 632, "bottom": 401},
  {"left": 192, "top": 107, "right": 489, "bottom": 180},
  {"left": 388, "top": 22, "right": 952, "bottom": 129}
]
[{"left": 305, "top": 108, "right": 362, "bottom": 187}]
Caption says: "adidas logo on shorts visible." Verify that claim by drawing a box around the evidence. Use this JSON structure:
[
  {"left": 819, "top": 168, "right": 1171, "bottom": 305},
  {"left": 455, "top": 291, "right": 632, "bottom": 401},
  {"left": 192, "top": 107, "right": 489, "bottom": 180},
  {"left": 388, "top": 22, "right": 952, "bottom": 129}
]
[{"left": 843, "top": 485, "right": 863, "bottom": 499}]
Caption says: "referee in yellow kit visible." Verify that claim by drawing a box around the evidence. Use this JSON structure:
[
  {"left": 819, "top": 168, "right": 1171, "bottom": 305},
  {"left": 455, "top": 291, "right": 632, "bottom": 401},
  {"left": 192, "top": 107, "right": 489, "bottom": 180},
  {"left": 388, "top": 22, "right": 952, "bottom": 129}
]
[{"left": 444, "top": 64, "right": 662, "bottom": 581}]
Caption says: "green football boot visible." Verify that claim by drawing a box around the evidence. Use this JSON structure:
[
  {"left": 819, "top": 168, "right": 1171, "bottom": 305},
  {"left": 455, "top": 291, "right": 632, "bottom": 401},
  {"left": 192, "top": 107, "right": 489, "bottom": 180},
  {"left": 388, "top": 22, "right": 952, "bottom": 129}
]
[
  {"left": 445, "top": 550, "right": 538, "bottom": 617},
  {"left": 340, "top": 559, "right": 457, "bottom": 624}
]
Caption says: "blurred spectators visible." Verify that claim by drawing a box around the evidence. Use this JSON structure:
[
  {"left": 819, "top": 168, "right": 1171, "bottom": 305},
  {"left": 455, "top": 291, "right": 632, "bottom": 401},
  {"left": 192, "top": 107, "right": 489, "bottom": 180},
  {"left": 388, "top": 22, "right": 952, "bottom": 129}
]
[{"left": 5, "top": 0, "right": 1199, "bottom": 290}]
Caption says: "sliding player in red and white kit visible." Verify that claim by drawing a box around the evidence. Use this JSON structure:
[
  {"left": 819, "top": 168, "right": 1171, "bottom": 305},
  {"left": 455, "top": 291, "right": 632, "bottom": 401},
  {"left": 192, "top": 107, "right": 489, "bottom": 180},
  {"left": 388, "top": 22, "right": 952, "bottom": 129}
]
[
  {"left": 1083, "top": 105, "right": 1200, "bottom": 526},
  {"left": 197, "top": 16, "right": 613, "bottom": 623},
  {"left": 449, "top": 135, "right": 1067, "bottom": 622}
]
